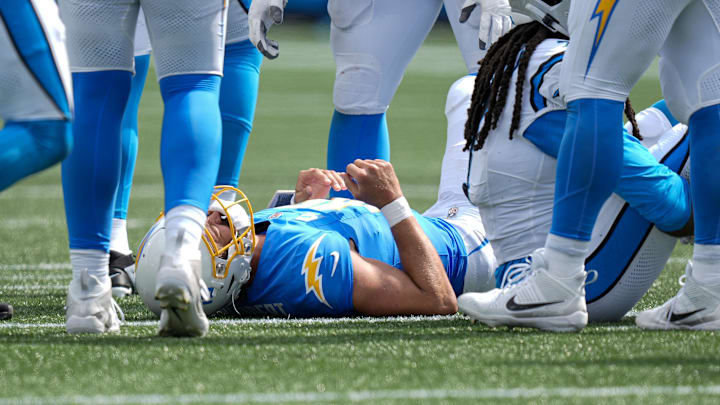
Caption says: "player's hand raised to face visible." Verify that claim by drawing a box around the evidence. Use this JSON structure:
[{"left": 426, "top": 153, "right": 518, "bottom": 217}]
[
  {"left": 343, "top": 159, "right": 403, "bottom": 209},
  {"left": 294, "top": 168, "right": 347, "bottom": 203}
]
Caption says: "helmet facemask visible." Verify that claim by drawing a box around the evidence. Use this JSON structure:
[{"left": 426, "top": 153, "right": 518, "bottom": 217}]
[
  {"left": 202, "top": 186, "right": 256, "bottom": 310},
  {"left": 135, "top": 186, "right": 257, "bottom": 316},
  {"left": 509, "top": 0, "right": 570, "bottom": 36}
]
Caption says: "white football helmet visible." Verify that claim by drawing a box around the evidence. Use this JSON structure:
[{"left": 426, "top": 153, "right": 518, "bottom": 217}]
[
  {"left": 135, "top": 186, "right": 256, "bottom": 316},
  {"left": 509, "top": 0, "right": 570, "bottom": 36}
]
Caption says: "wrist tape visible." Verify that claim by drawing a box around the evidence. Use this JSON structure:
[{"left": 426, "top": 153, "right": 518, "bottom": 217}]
[{"left": 381, "top": 196, "right": 412, "bottom": 228}]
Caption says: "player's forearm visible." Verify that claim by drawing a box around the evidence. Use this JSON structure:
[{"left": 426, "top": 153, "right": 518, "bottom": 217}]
[{"left": 390, "top": 217, "right": 458, "bottom": 314}]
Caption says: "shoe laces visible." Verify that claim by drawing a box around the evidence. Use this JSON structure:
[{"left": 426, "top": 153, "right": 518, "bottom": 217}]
[
  {"left": 500, "top": 259, "right": 532, "bottom": 289},
  {"left": 506, "top": 248, "right": 587, "bottom": 298},
  {"left": 585, "top": 269, "right": 598, "bottom": 286},
  {"left": 111, "top": 297, "right": 125, "bottom": 323}
]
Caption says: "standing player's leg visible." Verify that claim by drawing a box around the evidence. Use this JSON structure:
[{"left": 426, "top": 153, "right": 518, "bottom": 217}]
[
  {"left": 637, "top": 1, "right": 720, "bottom": 330},
  {"left": 0, "top": 0, "right": 72, "bottom": 191},
  {"left": 507, "top": 0, "right": 692, "bottom": 331},
  {"left": 59, "top": 0, "right": 137, "bottom": 334},
  {"left": 108, "top": 53, "right": 150, "bottom": 298},
  {"left": 216, "top": 1, "right": 262, "bottom": 197},
  {"left": 215, "top": 2, "right": 262, "bottom": 200},
  {"left": 215, "top": 40, "right": 261, "bottom": 194},
  {"left": 109, "top": 12, "right": 152, "bottom": 298},
  {"left": 141, "top": 0, "right": 227, "bottom": 337},
  {"left": 444, "top": 0, "right": 486, "bottom": 75},
  {"left": 326, "top": 0, "right": 442, "bottom": 197}
]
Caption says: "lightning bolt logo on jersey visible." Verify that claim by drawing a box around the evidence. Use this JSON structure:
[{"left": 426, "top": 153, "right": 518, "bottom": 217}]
[
  {"left": 302, "top": 235, "right": 333, "bottom": 308},
  {"left": 230, "top": 198, "right": 469, "bottom": 318},
  {"left": 586, "top": 0, "right": 620, "bottom": 76}
]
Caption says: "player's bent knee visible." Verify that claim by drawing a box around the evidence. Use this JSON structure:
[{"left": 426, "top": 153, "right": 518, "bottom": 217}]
[
  {"left": 332, "top": 54, "right": 385, "bottom": 115},
  {"left": 29, "top": 120, "right": 72, "bottom": 166},
  {"left": 662, "top": 64, "right": 720, "bottom": 124},
  {"left": 221, "top": 112, "right": 253, "bottom": 133}
]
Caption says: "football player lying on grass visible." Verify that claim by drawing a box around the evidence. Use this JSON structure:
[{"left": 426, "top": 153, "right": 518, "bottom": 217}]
[
  {"left": 457, "top": 20, "right": 694, "bottom": 328},
  {"left": 135, "top": 132, "right": 497, "bottom": 318}
]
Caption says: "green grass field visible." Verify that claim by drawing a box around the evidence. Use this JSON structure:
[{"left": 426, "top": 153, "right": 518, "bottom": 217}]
[{"left": 1, "top": 22, "right": 719, "bottom": 404}]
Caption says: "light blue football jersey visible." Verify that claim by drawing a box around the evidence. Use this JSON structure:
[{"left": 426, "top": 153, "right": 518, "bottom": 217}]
[{"left": 231, "top": 198, "right": 468, "bottom": 318}]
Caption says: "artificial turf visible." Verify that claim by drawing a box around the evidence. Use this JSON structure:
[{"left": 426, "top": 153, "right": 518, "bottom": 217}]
[{"left": 1, "top": 22, "right": 717, "bottom": 405}]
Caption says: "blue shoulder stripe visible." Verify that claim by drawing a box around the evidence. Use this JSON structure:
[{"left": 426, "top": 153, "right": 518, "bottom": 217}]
[
  {"left": 529, "top": 52, "right": 564, "bottom": 112},
  {"left": 0, "top": 2, "right": 70, "bottom": 119}
]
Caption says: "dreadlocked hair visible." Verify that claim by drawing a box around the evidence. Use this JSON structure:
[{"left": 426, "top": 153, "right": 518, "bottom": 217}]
[
  {"left": 624, "top": 98, "right": 642, "bottom": 140},
  {"left": 463, "top": 21, "right": 644, "bottom": 151},
  {"left": 464, "top": 22, "right": 566, "bottom": 151}
]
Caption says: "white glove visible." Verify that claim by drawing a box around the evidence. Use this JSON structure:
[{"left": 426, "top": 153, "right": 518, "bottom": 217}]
[
  {"left": 459, "top": 0, "right": 513, "bottom": 50},
  {"left": 248, "top": 0, "right": 288, "bottom": 59}
]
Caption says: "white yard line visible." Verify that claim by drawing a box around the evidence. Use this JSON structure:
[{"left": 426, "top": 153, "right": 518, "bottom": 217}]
[
  {"left": 0, "top": 285, "right": 67, "bottom": 291},
  {"left": 0, "top": 263, "right": 71, "bottom": 271},
  {"left": 0, "top": 385, "right": 718, "bottom": 405},
  {"left": 0, "top": 316, "right": 458, "bottom": 329},
  {"left": 1, "top": 274, "right": 71, "bottom": 281},
  {"left": 0, "top": 184, "right": 163, "bottom": 200},
  {"left": 0, "top": 217, "right": 147, "bottom": 230}
]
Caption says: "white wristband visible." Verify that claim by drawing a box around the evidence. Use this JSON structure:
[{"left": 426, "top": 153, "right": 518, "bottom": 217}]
[{"left": 381, "top": 196, "right": 413, "bottom": 228}]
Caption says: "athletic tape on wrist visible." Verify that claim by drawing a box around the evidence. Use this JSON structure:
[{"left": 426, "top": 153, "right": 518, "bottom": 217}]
[{"left": 381, "top": 196, "right": 412, "bottom": 228}]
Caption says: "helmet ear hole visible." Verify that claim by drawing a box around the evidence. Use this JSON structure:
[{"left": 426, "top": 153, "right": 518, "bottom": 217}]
[{"left": 215, "top": 260, "right": 228, "bottom": 278}]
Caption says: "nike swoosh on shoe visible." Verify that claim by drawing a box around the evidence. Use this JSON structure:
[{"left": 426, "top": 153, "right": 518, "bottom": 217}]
[{"left": 506, "top": 296, "right": 563, "bottom": 311}]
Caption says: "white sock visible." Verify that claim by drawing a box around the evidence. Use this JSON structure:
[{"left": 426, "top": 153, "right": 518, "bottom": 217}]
[
  {"left": 110, "top": 218, "right": 132, "bottom": 255},
  {"left": 164, "top": 205, "right": 206, "bottom": 262},
  {"left": 692, "top": 244, "right": 720, "bottom": 284},
  {"left": 70, "top": 249, "right": 109, "bottom": 283},
  {"left": 544, "top": 234, "right": 589, "bottom": 277}
]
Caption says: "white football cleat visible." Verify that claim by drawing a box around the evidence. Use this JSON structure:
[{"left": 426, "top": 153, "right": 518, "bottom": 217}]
[
  {"left": 66, "top": 269, "right": 123, "bottom": 334},
  {"left": 635, "top": 261, "right": 720, "bottom": 330},
  {"left": 154, "top": 253, "right": 209, "bottom": 337},
  {"left": 458, "top": 248, "right": 588, "bottom": 332}
]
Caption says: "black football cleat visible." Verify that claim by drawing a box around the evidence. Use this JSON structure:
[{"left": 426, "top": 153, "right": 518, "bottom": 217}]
[
  {"left": 0, "top": 302, "right": 13, "bottom": 321},
  {"left": 109, "top": 250, "right": 136, "bottom": 298}
]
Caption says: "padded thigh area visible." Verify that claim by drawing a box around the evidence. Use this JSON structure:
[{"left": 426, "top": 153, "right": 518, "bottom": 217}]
[
  {"left": 329, "top": 0, "right": 442, "bottom": 114},
  {"left": 660, "top": 0, "right": 720, "bottom": 123}
]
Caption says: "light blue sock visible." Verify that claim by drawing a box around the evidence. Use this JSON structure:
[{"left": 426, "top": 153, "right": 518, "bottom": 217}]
[
  {"left": 551, "top": 99, "right": 624, "bottom": 241},
  {"left": 62, "top": 70, "right": 132, "bottom": 251},
  {"left": 216, "top": 40, "right": 262, "bottom": 187},
  {"left": 689, "top": 104, "right": 720, "bottom": 244},
  {"left": 0, "top": 121, "right": 71, "bottom": 191},
  {"left": 114, "top": 54, "right": 150, "bottom": 220},
  {"left": 159, "top": 74, "right": 222, "bottom": 212},
  {"left": 327, "top": 111, "right": 390, "bottom": 198}
]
